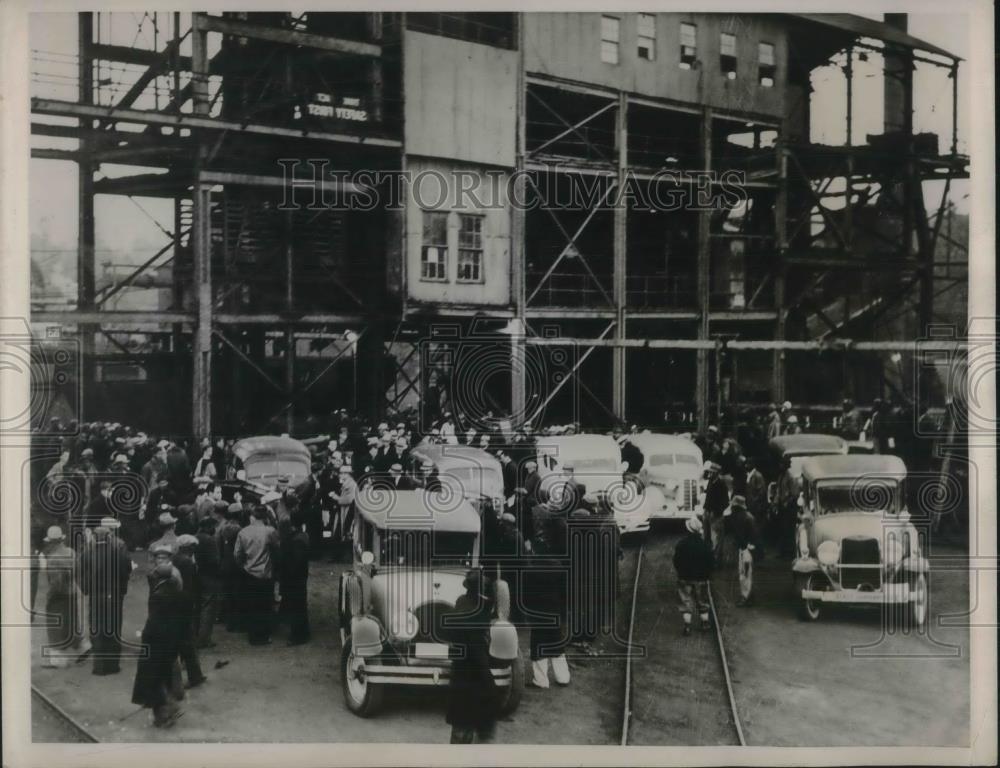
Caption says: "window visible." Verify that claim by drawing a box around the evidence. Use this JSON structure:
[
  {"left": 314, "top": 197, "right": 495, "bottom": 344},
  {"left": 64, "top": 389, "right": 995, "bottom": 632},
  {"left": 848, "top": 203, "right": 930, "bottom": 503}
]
[
  {"left": 758, "top": 42, "right": 776, "bottom": 87},
  {"left": 679, "top": 22, "right": 697, "bottom": 69},
  {"left": 637, "top": 14, "right": 656, "bottom": 61},
  {"left": 601, "top": 16, "right": 619, "bottom": 64},
  {"left": 421, "top": 211, "right": 448, "bottom": 281},
  {"left": 720, "top": 32, "right": 737, "bottom": 79},
  {"left": 457, "top": 214, "right": 484, "bottom": 282}
]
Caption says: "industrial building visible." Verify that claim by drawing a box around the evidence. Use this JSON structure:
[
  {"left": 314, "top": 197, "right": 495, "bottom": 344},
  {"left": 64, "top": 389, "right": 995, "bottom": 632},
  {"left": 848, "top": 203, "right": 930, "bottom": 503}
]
[{"left": 29, "top": 11, "right": 969, "bottom": 437}]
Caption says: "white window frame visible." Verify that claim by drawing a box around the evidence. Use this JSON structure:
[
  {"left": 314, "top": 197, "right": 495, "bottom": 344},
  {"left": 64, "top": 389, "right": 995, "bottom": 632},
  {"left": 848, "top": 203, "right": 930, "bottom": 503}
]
[
  {"left": 420, "top": 210, "right": 449, "bottom": 282},
  {"left": 601, "top": 15, "right": 620, "bottom": 65},
  {"left": 720, "top": 32, "right": 738, "bottom": 79},
  {"left": 637, "top": 13, "right": 655, "bottom": 61},
  {"left": 758, "top": 42, "right": 776, "bottom": 87},
  {"left": 457, "top": 214, "right": 485, "bottom": 284},
  {"left": 679, "top": 22, "right": 697, "bottom": 69}
]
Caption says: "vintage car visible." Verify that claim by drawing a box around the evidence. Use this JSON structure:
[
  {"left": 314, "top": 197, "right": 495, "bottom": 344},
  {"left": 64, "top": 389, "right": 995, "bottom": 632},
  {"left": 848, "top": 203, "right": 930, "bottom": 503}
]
[
  {"left": 534, "top": 434, "right": 651, "bottom": 535},
  {"left": 338, "top": 488, "right": 523, "bottom": 717},
  {"left": 217, "top": 435, "right": 311, "bottom": 503},
  {"left": 625, "top": 433, "right": 703, "bottom": 520},
  {"left": 792, "top": 455, "right": 929, "bottom": 627},
  {"left": 766, "top": 433, "right": 849, "bottom": 499},
  {"left": 407, "top": 443, "right": 504, "bottom": 513}
]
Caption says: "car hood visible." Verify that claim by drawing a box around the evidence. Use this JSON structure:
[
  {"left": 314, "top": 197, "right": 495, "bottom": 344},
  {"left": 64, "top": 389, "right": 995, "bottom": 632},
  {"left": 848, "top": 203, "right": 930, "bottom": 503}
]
[
  {"left": 811, "top": 512, "right": 891, "bottom": 545},
  {"left": 642, "top": 465, "right": 702, "bottom": 484},
  {"left": 371, "top": 568, "right": 468, "bottom": 614}
]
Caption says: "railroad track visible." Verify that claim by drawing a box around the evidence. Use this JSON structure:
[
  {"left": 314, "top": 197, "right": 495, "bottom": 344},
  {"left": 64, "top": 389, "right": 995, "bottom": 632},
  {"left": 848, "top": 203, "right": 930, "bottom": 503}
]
[
  {"left": 31, "top": 684, "right": 100, "bottom": 743},
  {"left": 619, "top": 538, "right": 747, "bottom": 747}
]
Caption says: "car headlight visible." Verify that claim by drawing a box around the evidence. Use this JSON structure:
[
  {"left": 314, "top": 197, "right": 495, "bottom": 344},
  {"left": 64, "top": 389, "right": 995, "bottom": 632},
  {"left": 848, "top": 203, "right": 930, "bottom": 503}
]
[
  {"left": 817, "top": 540, "right": 840, "bottom": 567},
  {"left": 387, "top": 609, "right": 419, "bottom": 641},
  {"left": 883, "top": 536, "right": 905, "bottom": 568}
]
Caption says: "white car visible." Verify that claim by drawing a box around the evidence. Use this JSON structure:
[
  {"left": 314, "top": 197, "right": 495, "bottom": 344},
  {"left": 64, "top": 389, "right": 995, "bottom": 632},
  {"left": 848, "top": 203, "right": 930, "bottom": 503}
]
[
  {"left": 535, "top": 434, "right": 651, "bottom": 535},
  {"left": 625, "top": 433, "right": 704, "bottom": 520}
]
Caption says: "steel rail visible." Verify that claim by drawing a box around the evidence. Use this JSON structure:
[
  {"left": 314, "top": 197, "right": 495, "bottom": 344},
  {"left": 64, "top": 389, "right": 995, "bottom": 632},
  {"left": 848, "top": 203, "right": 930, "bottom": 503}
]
[
  {"left": 707, "top": 585, "right": 748, "bottom": 746},
  {"left": 620, "top": 543, "right": 644, "bottom": 745},
  {"left": 31, "top": 684, "right": 100, "bottom": 743}
]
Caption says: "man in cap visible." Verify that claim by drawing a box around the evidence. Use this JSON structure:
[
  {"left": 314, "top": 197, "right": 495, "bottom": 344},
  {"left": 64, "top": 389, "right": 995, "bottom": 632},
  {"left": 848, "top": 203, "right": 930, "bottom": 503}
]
[
  {"left": 80, "top": 518, "right": 132, "bottom": 674},
  {"left": 442, "top": 570, "right": 500, "bottom": 743},
  {"left": 673, "top": 515, "right": 714, "bottom": 635},
  {"left": 172, "top": 535, "right": 207, "bottom": 688},
  {"left": 234, "top": 505, "right": 280, "bottom": 645},
  {"left": 278, "top": 514, "right": 311, "bottom": 646},
  {"left": 195, "top": 517, "right": 221, "bottom": 648},
  {"left": 132, "top": 544, "right": 184, "bottom": 727},
  {"left": 149, "top": 510, "right": 179, "bottom": 561},
  {"left": 41, "top": 525, "right": 91, "bottom": 667},
  {"left": 701, "top": 461, "right": 729, "bottom": 564},
  {"left": 142, "top": 440, "right": 170, "bottom": 490},
  {"left": 216, "top": 502, "right": 245, "bottom": 632}
]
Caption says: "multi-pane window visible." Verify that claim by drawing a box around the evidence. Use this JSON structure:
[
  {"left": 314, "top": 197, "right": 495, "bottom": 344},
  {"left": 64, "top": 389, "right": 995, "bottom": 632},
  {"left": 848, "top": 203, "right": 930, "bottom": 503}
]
[
  {"left": 421, "top": 211, "right": 448, "bottom": 281},
  {"left": 679, "top": 22, "right": 697, "bottom": 69},
  {"left": 720, "top": 32, "right": 737, "bottom": 79},
  {"left": 758, "top": 42, "right": 776, "bottom": 87},
  {"left": 457, "top": 215, "right": 484, "bottom": 282},
  {"left": 637, "top": 14, "right": 656, "bottom": 61},
  {"left": 600, "top": 16, "right": 620, "bottom": 65}
]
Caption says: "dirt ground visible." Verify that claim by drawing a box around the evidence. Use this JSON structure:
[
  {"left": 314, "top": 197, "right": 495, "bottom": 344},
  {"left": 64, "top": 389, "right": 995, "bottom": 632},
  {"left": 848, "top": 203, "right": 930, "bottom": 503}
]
[{"left": 30, "top": 528, "right": 970, "bottom": 746}]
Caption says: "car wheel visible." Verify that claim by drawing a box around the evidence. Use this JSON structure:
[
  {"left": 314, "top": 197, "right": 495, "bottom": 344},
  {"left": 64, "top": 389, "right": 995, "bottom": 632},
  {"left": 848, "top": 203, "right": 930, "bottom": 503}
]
[
  {"left": 340, "top": 636, "right": 384, "bottom": 717},
  {"left": 796, "top": 573, "right": 823, "bottom": 622},
  {"left": 496, "top": 650, "right": 525, "bottom": 716},
  {"left": 910, "top": 573, "right": 928, "bottom": 629}
]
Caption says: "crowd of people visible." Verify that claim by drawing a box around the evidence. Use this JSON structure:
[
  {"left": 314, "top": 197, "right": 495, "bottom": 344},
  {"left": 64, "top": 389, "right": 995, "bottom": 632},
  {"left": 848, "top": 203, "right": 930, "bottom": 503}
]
[{"left": 29, "top": 391, "right": 948, "bottom": 734}]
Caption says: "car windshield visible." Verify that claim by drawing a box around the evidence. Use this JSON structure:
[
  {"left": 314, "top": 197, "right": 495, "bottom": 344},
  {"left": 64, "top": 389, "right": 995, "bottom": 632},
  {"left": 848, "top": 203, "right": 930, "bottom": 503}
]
[
  {"left": 816, "top": 481, "right": 898, "bottom": 515},
  {"left": 379, "top": 529, "right": 477, "bottom": 569},
  {"left": 440, "top": 466, "right": 501, "bottom": 495},
  {"left": 564, "top": 456, "right": 618, "bottom": 473},
  {"left": 648, "top": 453, "right": 700, "bottom": 467},
  {"left": 244, "top": 454, "right": 308, "bottom": 482}
]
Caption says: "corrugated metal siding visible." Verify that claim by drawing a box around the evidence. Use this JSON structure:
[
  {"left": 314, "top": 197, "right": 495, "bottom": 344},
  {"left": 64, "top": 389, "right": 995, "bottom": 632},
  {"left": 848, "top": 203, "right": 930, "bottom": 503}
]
[
  {"left": 403, "top": 31, "right": 517, "bottom": 167},
  {"left": 524, "top": 13, "right": 786, "bottom": 119}
]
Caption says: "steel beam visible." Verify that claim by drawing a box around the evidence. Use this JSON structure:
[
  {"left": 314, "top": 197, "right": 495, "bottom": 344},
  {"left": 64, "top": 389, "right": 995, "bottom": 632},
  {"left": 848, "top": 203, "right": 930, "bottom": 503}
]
[
  {"left": 78, "top": 12, "right": 96, "bottom": 424},
  {"left": 511, "top": 20, "right": 528, "bottom": 426},
  {"left": 191, "top": 17, "right": 212, "bottom": 439},
  {"left": 695, "top": 107, "right": 712, "bottom": 432},
  {"left": 194, "top": 13, "right": 382, "bottom": 57},
  {"left": 31, "top": 98, "right": 402, "bottom": 148},
  {"left": 31, "top": 310, "right": 194, "bottom": 325}
]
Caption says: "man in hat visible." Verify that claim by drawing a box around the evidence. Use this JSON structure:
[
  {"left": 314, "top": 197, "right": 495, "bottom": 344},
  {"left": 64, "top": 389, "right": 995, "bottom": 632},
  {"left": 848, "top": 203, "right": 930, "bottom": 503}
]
[
  {"left": 195, "top": 517, "right": 221, "bottom": 648},
  {"left": 526, "top": 491, "right": 571, "bottom": 689},
  {"left": 387, "top": 462, "right": 415, "bottom": 491},
  {"left": 132, "top": 544, "right": 184, "bottom": 728},
  {"left": 328, "top": 465, "right": 358, "bottom": 559},
  {"left": 149, "top": 510, "right": 179, "bottom": 561},
  {"left": 839, "top": 398, "right": 862, "bottom": 441},
  {"left": 442, "top": 570, "right": 500, "bottom": 743},
  {"left": 41, "top": 525, "right": 91, "bottom": 667},
  {"left": 416, "top": 459, "right": 442, "bottom": 492},
  {"left": 142, "top": 440, "right": 169, "bottom": 490},
  {"left": 701, "top": 461, "right": 729, "bottom": 564},
  {"left": 173, "top": 535, "right": 207, "bottom": 688},
  {"left": 217, "top": 502, "right": 244, "bottom": 632},
  {"left": 766, "top": 404, "right": 783, "bottom": 440},
  {"left": 774, "top": 455, "right": 799, "bottom": 556},
  {"left": 744, "top": 457, "right": 768, "bottom": 530},
  {"left": 79, "top": 518, "right": 132, "bottom": 674},
  {"left": 673, "top": 515, "right": 714, "bottom": 635},
  {"left": 234, "top": 505, "right": 280, "bottom": 645},
  {"left": 278, "top": 514, "right": 311, "bottom": 646},
  {"left": 726, "top": 495, "right": 760, "bottom": 606},
  {"left": 784, "top": 414, "right": 802, "bottom": 435}
]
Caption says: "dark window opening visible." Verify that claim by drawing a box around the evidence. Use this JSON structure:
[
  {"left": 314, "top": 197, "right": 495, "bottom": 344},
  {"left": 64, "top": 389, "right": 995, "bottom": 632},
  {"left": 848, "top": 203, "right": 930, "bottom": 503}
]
[{"left": 720, "top": 32, "right": 737, "bottom": 79}]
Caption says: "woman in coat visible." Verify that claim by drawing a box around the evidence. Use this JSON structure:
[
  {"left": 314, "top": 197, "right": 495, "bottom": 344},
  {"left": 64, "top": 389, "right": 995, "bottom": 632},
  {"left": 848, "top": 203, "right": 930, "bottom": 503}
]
[
  {"left": 443, "top": 570, "right": 499, "bottom": 744},
  {"left": 131, "top": 550, "right": 185, "bottom": 727}
]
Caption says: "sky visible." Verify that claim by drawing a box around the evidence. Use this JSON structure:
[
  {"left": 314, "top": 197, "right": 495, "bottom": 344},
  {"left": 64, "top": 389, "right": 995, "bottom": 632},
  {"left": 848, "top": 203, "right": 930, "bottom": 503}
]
[{"left": 28, "top": 11, "right": 972, "bottom": 274}]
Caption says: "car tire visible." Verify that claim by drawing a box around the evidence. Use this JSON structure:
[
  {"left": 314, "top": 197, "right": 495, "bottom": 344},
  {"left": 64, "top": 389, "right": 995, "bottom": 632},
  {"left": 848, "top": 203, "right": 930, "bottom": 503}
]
[
  {"left": 910, "top": 572, "right": 928, "bottom": 629},
  {"left": 496, "top": 650, "right": 525, "bottom": 716},
  {"left": 795, "top": 573, "right": 823, "bottom": 622},
  {"left": 341, "top": 636, "right": 385, "bottom": 717}
]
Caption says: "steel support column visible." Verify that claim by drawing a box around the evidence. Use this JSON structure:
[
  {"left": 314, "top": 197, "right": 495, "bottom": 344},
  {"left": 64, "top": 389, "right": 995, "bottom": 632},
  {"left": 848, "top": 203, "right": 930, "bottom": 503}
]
[
  {"left": 510, "top": 15, "right": 528, "bottom": 425},
  {"left": 695, "top": 107, "right": 712, "bottom": 431},
  {"left": 191, "top": 15, "right": 212, "bottom": 438},
  {"left": 77, "top": 13, "right": 96, "bottom": 422},
  {"left": 773, "top": 139, "right": 788, "bottom": 403},
  {"left": 612, "top": 92, "right": 627, "bottom": 421}
]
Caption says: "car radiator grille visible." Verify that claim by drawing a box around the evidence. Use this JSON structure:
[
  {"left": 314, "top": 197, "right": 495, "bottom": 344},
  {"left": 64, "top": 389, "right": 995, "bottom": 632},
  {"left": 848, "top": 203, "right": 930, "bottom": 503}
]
[
  {"left": 412, "top": 601, "right": 452, "bottom": 645},
  {"left": 839, "top": 537, "right": 882, "bottom": 590},
  {"left": 682, "top": 479, "right": 697, "bottom": 510}
]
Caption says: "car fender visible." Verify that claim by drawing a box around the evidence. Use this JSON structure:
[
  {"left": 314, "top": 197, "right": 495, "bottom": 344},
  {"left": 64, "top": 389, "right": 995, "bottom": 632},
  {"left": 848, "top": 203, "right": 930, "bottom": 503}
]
[
  {"left": 792, "top": 557, "right": 821, "bottom": 575},
  {"left": 903, "top": 554, "right": 930, "bottom": 573}
]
